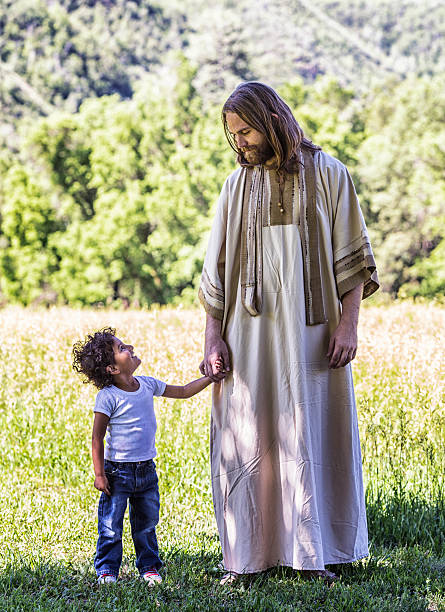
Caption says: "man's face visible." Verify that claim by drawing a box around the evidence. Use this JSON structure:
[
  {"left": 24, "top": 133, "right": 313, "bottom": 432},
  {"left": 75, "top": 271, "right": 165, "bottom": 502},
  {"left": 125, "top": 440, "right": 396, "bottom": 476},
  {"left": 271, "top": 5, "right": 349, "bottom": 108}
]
[{"left": 226, "top": 112, "right": 274, "bottom": 165}]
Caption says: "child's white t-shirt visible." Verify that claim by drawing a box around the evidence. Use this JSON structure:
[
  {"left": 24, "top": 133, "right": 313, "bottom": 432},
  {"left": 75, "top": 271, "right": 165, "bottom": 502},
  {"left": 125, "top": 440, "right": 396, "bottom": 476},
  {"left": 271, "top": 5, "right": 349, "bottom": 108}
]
[{"left": 94, "top": 376, "right": 166, "bottom": 462}]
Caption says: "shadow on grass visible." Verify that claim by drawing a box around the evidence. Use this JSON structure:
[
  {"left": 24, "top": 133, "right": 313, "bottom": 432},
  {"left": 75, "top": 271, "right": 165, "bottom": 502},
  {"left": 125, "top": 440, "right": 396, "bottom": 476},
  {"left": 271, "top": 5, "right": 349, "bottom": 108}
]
[
  {"left": 0, "top": 537, "right": 442, "bottom": 612},
  {"left": 366, "top": 492, "right": 445, "bottom": 555}
]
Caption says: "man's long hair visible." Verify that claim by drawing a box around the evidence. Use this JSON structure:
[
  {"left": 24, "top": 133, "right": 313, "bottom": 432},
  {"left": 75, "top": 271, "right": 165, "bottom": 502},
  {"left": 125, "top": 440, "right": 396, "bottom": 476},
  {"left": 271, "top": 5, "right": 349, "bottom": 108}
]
[{"left": 222, "top": 81, "right": 320, "bottom": 171}]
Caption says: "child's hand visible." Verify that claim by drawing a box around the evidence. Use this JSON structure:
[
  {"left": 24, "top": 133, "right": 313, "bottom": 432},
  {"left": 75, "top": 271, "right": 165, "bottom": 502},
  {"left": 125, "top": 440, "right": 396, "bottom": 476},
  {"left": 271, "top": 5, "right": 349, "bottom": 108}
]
[
  {"left": 214, "top": 358, "right": 225, "bottom": 374},
  {"left": 94, "top": 475, "right": 111, "bottom": 496}
]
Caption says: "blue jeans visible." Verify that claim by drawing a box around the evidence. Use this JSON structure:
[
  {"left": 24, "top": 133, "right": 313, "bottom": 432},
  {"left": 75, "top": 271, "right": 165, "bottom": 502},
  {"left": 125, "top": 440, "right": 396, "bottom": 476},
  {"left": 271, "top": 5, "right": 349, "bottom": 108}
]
[{"left": 94, "top": 459, "right": 162, "bottom": 577}]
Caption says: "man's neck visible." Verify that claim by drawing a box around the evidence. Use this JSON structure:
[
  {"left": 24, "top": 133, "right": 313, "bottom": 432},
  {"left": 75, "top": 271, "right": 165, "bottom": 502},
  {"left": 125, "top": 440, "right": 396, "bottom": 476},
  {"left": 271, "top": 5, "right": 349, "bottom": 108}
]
[
  {"left": 264, "top": 155, "right": 278, "bottom": 168},
  {"left": 264, "top": 155, "right": 299, "bottom": 175}
]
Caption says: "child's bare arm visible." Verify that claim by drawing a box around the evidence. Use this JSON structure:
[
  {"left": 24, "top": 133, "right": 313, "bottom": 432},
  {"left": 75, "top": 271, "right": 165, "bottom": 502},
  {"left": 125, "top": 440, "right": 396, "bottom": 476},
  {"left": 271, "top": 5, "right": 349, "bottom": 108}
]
[
  {"left": 162, "top": 376, "right": 213, "bottom": 399},
  {"left": 92, "top": 412, "right": 111, "bottom": 496}
]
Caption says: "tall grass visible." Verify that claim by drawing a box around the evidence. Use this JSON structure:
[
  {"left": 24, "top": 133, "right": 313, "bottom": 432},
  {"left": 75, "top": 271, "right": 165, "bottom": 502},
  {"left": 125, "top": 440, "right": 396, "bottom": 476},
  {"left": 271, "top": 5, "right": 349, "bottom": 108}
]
[
  {"left": 0, "top": 302, "right": 443, "bottom": 611},
  {"left": 354, "top": 304, "right": 444, "bottom": 560}
]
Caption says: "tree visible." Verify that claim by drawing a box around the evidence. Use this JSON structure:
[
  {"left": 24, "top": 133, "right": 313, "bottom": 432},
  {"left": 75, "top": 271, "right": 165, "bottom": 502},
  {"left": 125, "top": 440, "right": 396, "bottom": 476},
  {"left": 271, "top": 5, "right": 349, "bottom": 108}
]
[
  {"left": 356, "top": 75, "right": 445, "bottom": 295},
  {"left": 281, "top": 76, "right": 366, "bottom": 167},
  {"left": 0, "top": 58, "right": 234, "bottom": 306},
  {"left": 0, "top": 164, "right": 61, "bottom": 304}
]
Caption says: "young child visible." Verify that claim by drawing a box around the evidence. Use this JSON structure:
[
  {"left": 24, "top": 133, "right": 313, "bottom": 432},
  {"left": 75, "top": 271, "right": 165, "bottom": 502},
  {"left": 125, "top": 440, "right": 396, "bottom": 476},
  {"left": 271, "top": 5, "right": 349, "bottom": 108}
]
[{"left": 72, "top": 327, "right": 222, "bottom": 586}]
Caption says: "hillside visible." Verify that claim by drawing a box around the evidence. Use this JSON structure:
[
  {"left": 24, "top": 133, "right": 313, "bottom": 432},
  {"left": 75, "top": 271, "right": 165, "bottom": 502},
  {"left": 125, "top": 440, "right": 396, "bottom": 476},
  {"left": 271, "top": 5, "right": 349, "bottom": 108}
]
[{"left": 1, "top": 0, "right": 444, "bottom": 132}]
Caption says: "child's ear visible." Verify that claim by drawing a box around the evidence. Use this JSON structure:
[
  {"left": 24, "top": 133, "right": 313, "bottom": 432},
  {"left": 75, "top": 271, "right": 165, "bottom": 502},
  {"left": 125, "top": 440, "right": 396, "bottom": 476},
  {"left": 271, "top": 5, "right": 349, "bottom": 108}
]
[{"left": 106, "top": 364, "right": 119, "bottom": 375}]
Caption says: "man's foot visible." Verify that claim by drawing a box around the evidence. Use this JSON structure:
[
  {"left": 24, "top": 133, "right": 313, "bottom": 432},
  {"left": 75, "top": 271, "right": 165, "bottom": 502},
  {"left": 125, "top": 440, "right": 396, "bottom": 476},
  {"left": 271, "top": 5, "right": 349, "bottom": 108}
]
[
  {"left": 142, "top": 569, "right": 162, "bottom": 586},
  {"left": 300, "top": 569, "right": 339, "bottom": 585},
  {"left": 220, "top": 571, "right": 240, "bottom": 586},
  {"left": 97, "top": 573, "right": 117, "bottom": 584}
]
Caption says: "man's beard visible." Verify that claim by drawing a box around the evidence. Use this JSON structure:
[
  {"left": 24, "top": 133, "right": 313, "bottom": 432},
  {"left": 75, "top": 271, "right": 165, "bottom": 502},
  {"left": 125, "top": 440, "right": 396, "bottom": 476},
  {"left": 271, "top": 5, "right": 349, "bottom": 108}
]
[{"left": 240, "top": 141, "right": 274, "bottom": 165}]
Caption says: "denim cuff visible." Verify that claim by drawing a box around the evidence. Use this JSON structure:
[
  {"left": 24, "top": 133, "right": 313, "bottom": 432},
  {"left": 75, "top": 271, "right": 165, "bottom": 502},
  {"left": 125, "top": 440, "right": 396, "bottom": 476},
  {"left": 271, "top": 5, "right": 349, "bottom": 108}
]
[
  {"left": 139, "top": 560, "right": 163, "bottom": 574},
  {"left": 97, "top": 570, "right": 118, "bottom": 578}
]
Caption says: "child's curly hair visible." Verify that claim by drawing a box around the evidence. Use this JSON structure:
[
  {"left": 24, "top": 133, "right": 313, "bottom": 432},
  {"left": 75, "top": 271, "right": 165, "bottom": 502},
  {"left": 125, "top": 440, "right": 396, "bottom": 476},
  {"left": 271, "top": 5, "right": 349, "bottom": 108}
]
[{"left": 72, "top": 327, "right": 117, "bottom": 389}]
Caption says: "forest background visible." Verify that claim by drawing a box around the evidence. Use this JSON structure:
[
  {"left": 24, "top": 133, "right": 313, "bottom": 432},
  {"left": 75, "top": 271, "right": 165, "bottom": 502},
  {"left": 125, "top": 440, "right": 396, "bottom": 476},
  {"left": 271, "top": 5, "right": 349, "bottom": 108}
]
[{"left": 1, "top": 0, "right": 444, "bottom": 307}]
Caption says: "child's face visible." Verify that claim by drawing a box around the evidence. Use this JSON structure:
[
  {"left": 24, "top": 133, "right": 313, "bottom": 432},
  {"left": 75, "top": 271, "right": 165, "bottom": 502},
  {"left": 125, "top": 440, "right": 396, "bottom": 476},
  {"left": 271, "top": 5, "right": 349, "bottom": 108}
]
[{"left": 109, "top": 336, "right": 141, "bottom": 376}]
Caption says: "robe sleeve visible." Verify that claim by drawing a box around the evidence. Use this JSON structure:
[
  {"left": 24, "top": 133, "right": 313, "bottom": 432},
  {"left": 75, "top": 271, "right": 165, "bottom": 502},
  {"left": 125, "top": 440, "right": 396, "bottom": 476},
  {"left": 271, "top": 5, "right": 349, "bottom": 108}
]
[
  {"left": 198, "top": 178, "right": 229, "bottom": 320},
  {"left": 331, "top": 162, "right": 379, "bottom": 300}
]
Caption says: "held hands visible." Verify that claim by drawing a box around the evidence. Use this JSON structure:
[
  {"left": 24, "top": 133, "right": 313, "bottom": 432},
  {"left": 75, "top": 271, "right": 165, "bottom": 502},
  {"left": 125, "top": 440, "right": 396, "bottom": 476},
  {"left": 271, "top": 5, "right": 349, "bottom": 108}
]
[
  {"left": 327, "top": 319, "right": 358, "bottom": 369},
  {"left": 200, "top": 336, "right": 230, "bottom": 383},
  {"left": 94, "top": 475, "right": 111, "bottom": 496}
]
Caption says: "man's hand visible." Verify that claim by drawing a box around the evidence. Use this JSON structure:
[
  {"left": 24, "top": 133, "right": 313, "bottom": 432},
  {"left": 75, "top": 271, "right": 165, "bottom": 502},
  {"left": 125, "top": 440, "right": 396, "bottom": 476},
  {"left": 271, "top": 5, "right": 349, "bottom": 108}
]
[
  {"left": 200, "top": 336, "right": 230, "bottom": 382},
  {"left": 327, "top": 283, "right": 363, "bottom": 369},
  {"left": 200, "top": 314, "right": 230, "bottom": 382},
  {"left": 94, "top": 475, "right": 111, "bottom": 496},
  {"left": 327, "top": 319, "right": 358, "bottom": 368}
]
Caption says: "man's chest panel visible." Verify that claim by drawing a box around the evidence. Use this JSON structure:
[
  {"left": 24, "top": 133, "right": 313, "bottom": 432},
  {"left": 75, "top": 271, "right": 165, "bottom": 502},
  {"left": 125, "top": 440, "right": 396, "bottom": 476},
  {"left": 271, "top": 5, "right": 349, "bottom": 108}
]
[{"left": 262, "top": 170, "right": 298, "bottom": 227}]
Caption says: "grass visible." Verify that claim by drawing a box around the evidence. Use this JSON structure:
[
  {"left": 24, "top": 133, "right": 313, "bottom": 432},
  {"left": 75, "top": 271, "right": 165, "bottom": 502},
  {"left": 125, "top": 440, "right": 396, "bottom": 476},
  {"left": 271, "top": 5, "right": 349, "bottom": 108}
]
[{"left": 0, "top": 302, "right": 443, "bottom": 611}]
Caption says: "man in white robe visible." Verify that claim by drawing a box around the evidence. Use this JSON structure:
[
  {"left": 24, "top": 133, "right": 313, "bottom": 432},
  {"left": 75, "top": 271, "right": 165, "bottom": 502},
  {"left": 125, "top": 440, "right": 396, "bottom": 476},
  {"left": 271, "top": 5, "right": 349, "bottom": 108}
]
[{"left": 199, "top": 82, "right": 378, "bottom": 584}]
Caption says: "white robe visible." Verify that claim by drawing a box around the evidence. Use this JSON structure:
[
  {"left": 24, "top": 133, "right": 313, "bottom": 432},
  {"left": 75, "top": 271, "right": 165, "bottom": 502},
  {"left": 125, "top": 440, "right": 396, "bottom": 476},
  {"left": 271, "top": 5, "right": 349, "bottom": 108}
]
[{"left": 200, "top": 151, "right": 378, "bottom": 573}]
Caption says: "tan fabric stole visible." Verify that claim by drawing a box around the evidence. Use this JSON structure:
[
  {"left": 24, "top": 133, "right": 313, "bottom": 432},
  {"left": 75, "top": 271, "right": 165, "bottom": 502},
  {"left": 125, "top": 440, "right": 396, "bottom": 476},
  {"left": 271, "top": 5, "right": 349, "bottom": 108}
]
[
  {"left": 240, "top": 150, "right": 326, "bottom": 325},
  {"left": 240, "top": 167, "right": 266, "bottom": 316},
  {"left": 298, "top": 148, "right": 327, "bottom": 325}
]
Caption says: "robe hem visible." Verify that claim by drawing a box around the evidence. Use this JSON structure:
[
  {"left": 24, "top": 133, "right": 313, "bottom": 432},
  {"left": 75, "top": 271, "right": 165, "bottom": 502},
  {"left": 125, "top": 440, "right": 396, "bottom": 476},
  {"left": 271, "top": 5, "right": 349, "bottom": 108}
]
[{"left": 222, "top": 552, "right": 369, "bottom": 575}]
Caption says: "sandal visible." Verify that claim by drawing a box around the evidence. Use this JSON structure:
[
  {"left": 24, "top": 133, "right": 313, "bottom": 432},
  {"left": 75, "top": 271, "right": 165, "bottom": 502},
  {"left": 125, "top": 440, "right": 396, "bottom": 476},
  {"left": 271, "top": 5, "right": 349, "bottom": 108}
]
[
  {"left": 220, "top": 570, "right": 240, "bottom": 585},
  {"left": 300, "top": 569, "right": 339, "bottom": 585}
]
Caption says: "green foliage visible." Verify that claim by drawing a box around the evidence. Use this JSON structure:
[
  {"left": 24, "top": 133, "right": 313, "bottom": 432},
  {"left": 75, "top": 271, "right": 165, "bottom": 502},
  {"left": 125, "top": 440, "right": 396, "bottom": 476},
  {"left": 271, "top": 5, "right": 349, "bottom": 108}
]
[
  {"left": 0, "top": 0, "right": 183, "bottom": 122},
  {"left": 400, "top": 241, "right": 445, "bottom": 299},
  {"left": 282, "top": 77, "right": 366, "bottom": 167},
  {"left": 0, "top": 164, "right": 61, "bottom": 304},
  {"left": 357, "top": 75, "right": 445, "bottom": 295},
  {"left": 281, "top": 75, "right": 445, "bottom": 299},
  {"left": 1, "top": 69, "right": 445, "bottom": 304},
  {"left": 1, "top": 0, "right": 445, "bottom": 132},
  {"left": 1, "top": 2, "right": 445, "bottom": 303},
  {"left": 0, "top": 61, "right": 234, "bottom": 306}
]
